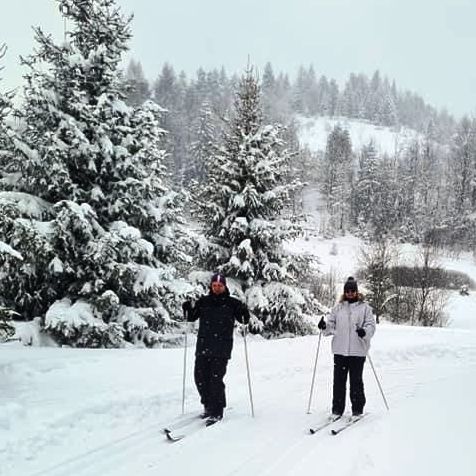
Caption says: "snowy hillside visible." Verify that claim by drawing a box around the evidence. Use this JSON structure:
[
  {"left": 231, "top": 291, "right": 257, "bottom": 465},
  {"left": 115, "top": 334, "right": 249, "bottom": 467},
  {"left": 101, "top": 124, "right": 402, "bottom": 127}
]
[
  {"left": 296, "top": 115, "right": 422, "bottom": 155},
  {"left": 1, "top": 237, "right": 475, "bottom": 476}
]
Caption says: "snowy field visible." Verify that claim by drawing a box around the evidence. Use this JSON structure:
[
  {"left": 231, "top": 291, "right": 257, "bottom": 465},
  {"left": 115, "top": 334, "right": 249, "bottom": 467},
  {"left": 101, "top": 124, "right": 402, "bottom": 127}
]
[
  {"left": 1, "top": 236, "right": 476, "bottom": 476},
  {"left": 296, "top": 115, "right": 422, "bottom": 155}
]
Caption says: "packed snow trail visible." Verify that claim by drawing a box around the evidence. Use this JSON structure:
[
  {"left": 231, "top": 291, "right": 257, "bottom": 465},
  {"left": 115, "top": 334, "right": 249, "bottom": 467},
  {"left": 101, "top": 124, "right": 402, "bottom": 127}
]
[
  {"left": 2, "top": 240, "right": 476, "bottom": 476},
  {"left": 1, "top": 298, "right": 475, "bottom": 476}
]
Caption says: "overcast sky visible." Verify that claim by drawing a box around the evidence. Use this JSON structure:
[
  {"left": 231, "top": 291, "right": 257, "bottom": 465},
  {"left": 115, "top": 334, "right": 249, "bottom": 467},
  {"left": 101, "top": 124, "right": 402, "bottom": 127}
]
[{"left": 1, "top": 0, "right": 475, "bottom": 117}]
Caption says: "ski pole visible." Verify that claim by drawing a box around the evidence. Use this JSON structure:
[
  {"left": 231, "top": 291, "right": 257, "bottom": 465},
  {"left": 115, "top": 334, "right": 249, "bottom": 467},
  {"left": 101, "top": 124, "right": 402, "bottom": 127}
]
[
  {"left": 181, "top": 310, "right": 189, "bottom": 415},
  {"left": 368, "top": 353, "right": 390, "bottom": 411},
  {"left": 242, "top": 325, "right": 255, "bottom": 417},
  {"left": 306, "top": 331, "right": 322, "bottom": 414}
]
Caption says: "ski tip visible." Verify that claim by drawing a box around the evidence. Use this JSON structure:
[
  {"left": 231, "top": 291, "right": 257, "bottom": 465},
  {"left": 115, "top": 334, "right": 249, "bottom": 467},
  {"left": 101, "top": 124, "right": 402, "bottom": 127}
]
[
  {"left": 331, "top": 429, "right": 338, "bottom": 435},
  {"left": 163, "top": 428, "right": 182, "bottom": 441},
  {"left": 309, "top": 428, "right": 316, "bottom": 434},
  {"left": 165, "top": 431, "right": 183, "bottom": 442}
]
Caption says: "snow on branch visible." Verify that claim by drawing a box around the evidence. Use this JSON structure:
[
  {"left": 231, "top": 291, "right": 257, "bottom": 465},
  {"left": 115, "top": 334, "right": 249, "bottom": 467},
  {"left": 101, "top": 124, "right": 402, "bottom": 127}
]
[{"left": 0, "top": 241, "right": 23, "bottom": 260}]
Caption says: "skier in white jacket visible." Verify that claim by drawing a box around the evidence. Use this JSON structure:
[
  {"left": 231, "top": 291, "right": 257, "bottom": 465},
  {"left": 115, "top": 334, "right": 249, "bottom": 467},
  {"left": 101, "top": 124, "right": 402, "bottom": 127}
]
[{"left": 318, "top": 277, "right": 376, "bottom": 418}]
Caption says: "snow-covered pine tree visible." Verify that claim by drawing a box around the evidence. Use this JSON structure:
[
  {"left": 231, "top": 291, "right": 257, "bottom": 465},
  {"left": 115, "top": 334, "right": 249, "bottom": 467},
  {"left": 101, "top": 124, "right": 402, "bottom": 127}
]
[
  {"left": 188, "top": 101, "right": 216, "bottom": 182},
  {"left": 394, "top": 141, "right": 420, "bottom": 240},
  {"left": 327, "top": 79, "right": 339, "bottom": 117},
  {"left": 338, "top": 77, "right": 357, "bottom": 119},
  {"left": 316, "top": 75, "right": 330, "bottom": 116},
  {"left": 0, "top": 0, "right": 191, "bottom": 347},
  {"left": 215, "top": 67, "right": 233, "bottom": 120},
  {"left": 0, "top": 43, "right": 13, "bottom": 171},
  {"left": 381, "top": 89, "right": 398, "bottom": 127},
  {"left": 261, "top": 62, "right": 276, "bottom": 122},
  {"left": 448, "top": 117, "right": 476, "bottom": 247},
  {"left": 196, "top": 67, "right": 325, "bottom": 336},
  {"left": 365, "top": 70, "right": 384, "bottom": 124},
  {"left": 0, "top": 43, "right": 18, "bottom": 341},
  {"left": 124, "top": 59, "right": 150, "bottom": 107},
  {"left": 322, "top": 124, "right": 353, "bottom": 234},
  {"left": 0, "top": 43, "right": 10, "bottom": 125},
  {"left": 352, "top": 141, "right": 384, "bottom": 236},
  {"left": 292, "top": 66, "right": 307, "bottom": 115},
  {"left": 377, "top": 153, "right": 400, "bottom": 236},
  {"left": 153, "top": 63, "right": 178, "bottom": 113},
  {"left": 272, "top": 72, "right": 293, "bottom": 121},
  {"left": 304, "top": 65, "right": 319, "bottom": 116},
  {"left": 412, "top": 130, "right": 445, "bottom": 242},
  {"left": 153, "top": 63, "right": 182, "bottom": 182}
]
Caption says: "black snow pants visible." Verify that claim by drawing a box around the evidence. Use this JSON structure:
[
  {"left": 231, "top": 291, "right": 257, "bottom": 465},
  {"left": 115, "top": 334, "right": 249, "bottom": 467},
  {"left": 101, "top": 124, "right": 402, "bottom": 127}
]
[
  {"left": 332, "top": 354, "right": 366, "bottom": 415},
  {"left": 194, "top": 356, "right": 228, "bottom": 418}
]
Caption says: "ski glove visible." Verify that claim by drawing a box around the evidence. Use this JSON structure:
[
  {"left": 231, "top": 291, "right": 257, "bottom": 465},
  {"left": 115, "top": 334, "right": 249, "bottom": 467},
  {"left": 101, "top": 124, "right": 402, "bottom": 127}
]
[
  {"left": 182, "top": 300, "right": 193, "bottom": 314},
  {"left": 317, "top": 317, "right": 326, "bottom": 330},
  {"left": 356, "top": 328, "right": 366, "bottom": 338}
]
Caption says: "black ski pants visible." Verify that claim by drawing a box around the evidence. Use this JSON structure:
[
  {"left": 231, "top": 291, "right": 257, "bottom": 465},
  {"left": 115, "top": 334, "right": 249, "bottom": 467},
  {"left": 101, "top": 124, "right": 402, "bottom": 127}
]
[
  {"left": 332, "top": 354, "right": 366, "bottom": 415},
  {"left": 194, "top": 356, "right": 228, "bottom": 418}
]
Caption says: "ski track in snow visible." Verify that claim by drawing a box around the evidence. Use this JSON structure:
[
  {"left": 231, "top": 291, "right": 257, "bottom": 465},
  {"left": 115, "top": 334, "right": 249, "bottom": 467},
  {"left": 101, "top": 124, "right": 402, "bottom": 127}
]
[
  {"left": 1, "top": 312, "right": 475, "bottom": 476},
  {"left": 1, "top": 240, "right": 476, "bottom": 476}
]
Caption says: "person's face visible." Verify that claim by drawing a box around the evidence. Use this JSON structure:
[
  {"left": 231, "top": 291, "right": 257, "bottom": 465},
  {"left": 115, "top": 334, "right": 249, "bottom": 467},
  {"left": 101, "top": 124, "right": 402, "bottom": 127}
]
[
  {"left": 211, "top": 281, "right": 226, "bottom": 295},
  {"left": 345, "top": 289, "right": 357, "bottom": 298}
]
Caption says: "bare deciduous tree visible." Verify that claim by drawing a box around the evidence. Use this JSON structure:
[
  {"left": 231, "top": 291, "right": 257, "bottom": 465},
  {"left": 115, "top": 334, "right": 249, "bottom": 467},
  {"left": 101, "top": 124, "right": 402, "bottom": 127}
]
[{"left": 359, "top": 237, "right": 396, "bottom": 324}]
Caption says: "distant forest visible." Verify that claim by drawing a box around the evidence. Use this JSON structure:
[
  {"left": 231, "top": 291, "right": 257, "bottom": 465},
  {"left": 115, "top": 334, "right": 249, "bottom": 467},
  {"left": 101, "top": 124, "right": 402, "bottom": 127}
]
[
  {"left": 124, "top": 60, "right": 476, "bottom": 254},
  {"left": 124, "top": 61, "right": 456, "bottom": 177}
]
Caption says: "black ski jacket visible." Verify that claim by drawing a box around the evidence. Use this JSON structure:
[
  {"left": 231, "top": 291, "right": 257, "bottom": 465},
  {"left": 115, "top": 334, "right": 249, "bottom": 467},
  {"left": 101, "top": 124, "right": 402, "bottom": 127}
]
[{"left": 187, "top": 288, "right": 250, "bottom": 359}]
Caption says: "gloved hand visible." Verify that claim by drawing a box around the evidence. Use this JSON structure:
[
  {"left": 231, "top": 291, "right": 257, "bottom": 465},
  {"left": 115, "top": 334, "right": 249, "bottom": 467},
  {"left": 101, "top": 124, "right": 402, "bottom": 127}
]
[
  {"left": 356, "top": 327, "right": 366, "bottom": 338},
  {"left": 182, "top": 300, "right": 192, "bottom": 314},
  {"left": 317, "top": 317, "right": 326, "bottom": 330}
]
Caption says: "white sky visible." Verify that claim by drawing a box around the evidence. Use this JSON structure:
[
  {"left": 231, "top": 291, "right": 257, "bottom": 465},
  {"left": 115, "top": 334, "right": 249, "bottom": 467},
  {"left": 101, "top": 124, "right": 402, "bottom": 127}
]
[{"left": 1, "top": 0, "right": 476, "bottom": 117}]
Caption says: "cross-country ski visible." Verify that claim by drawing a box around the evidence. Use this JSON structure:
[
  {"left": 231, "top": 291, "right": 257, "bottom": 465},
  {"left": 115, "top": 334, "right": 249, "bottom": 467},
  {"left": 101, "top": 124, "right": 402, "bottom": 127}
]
[
  {"left": 309, "top": 415, "right": 342, "bottom": 434},
  {"left": 330, "top": 414, "right": 367, "bottom": 435}
]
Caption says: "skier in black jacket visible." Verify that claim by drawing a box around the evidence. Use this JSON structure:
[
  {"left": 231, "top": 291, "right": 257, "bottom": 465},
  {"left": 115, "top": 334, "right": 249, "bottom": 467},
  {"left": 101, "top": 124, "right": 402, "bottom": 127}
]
[{"left": 182, "top": 272, "right": 250, "bottom": 426}]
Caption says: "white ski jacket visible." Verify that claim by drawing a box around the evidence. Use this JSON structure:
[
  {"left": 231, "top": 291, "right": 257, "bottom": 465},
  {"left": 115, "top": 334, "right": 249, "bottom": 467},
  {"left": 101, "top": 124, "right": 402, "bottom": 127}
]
[{"left": 323, "top": 296, "right": 376, "bottom": 357}]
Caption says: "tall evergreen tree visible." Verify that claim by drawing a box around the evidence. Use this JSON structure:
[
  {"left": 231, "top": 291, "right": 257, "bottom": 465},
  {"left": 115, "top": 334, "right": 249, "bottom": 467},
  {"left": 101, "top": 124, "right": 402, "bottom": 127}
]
[
  {"left": 273, "top": 72, "right": 293, "bottom": 122},
  {"left": 304, "top": 65, "right": 319, "bottom": 116},
  {"left": 0, "top": 43, "right": 20, "bottom": 342},
  {"left": 449, "top": 117, "right": 476, "bottom": 246},
  {"left": 261, "top": 62, "right": 276, "bottom": 122},
  {"left": 124, "top": 59, "right": 150, "bottom": 107},
  {"left": 216, "top": 66, "right": 232, "bottom": 119},
  {"left": 153, "top": 63, "right": 183, "bottom": 180},
  {"left": 327, "top": 79, "right": 339, "bottom": 117},
  {"left": 316, "top": 75, "right": 330, "bottom": 115},
  {"left": 197, "top": 67, "right": 324, "bottom": 335},
  {"left": 0, "top": 0, "right": 190, "bottom": 347},
  {"left": 352, "top": 141, "right": 382, "bottom": 234},
  {"left": 394, "top": 141, "right": 420, "bottom": 240},
  {"left": 413, "top": 132, "right": 443, "bottom": 240},
  {"left": 0, "top": 43, "right": 14, "bottom": 171},
  {"left": 322, "top": 125, "right": 353, "bottom": 233},
  {"left": 188, "top": 101, "right": 216, "bottom": 182},
  {"left": 292, "top": 66, "right": 307, "bottom": 114},
  {"left": 153, "top": 63, "right": 178, "bottom": 112}
]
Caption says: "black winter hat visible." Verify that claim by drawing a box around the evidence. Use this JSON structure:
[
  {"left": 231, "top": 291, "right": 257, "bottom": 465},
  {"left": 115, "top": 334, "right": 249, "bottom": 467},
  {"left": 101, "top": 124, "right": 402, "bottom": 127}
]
[
  {"left": 344, "top": 276, "right": 358, "bottom": 293},
  {"left": 211, "top": 272, "right": 227, "bottom": 286}
]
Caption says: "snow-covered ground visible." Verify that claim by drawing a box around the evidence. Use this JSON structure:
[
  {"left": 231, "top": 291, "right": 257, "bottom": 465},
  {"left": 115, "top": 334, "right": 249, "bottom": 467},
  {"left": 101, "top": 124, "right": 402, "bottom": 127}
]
[
  {"left": 1, "top": 236, "right": 476, "bottom": 476},
  {"left": 296, "top": 115, "right": 421, "bottom": 155}
]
